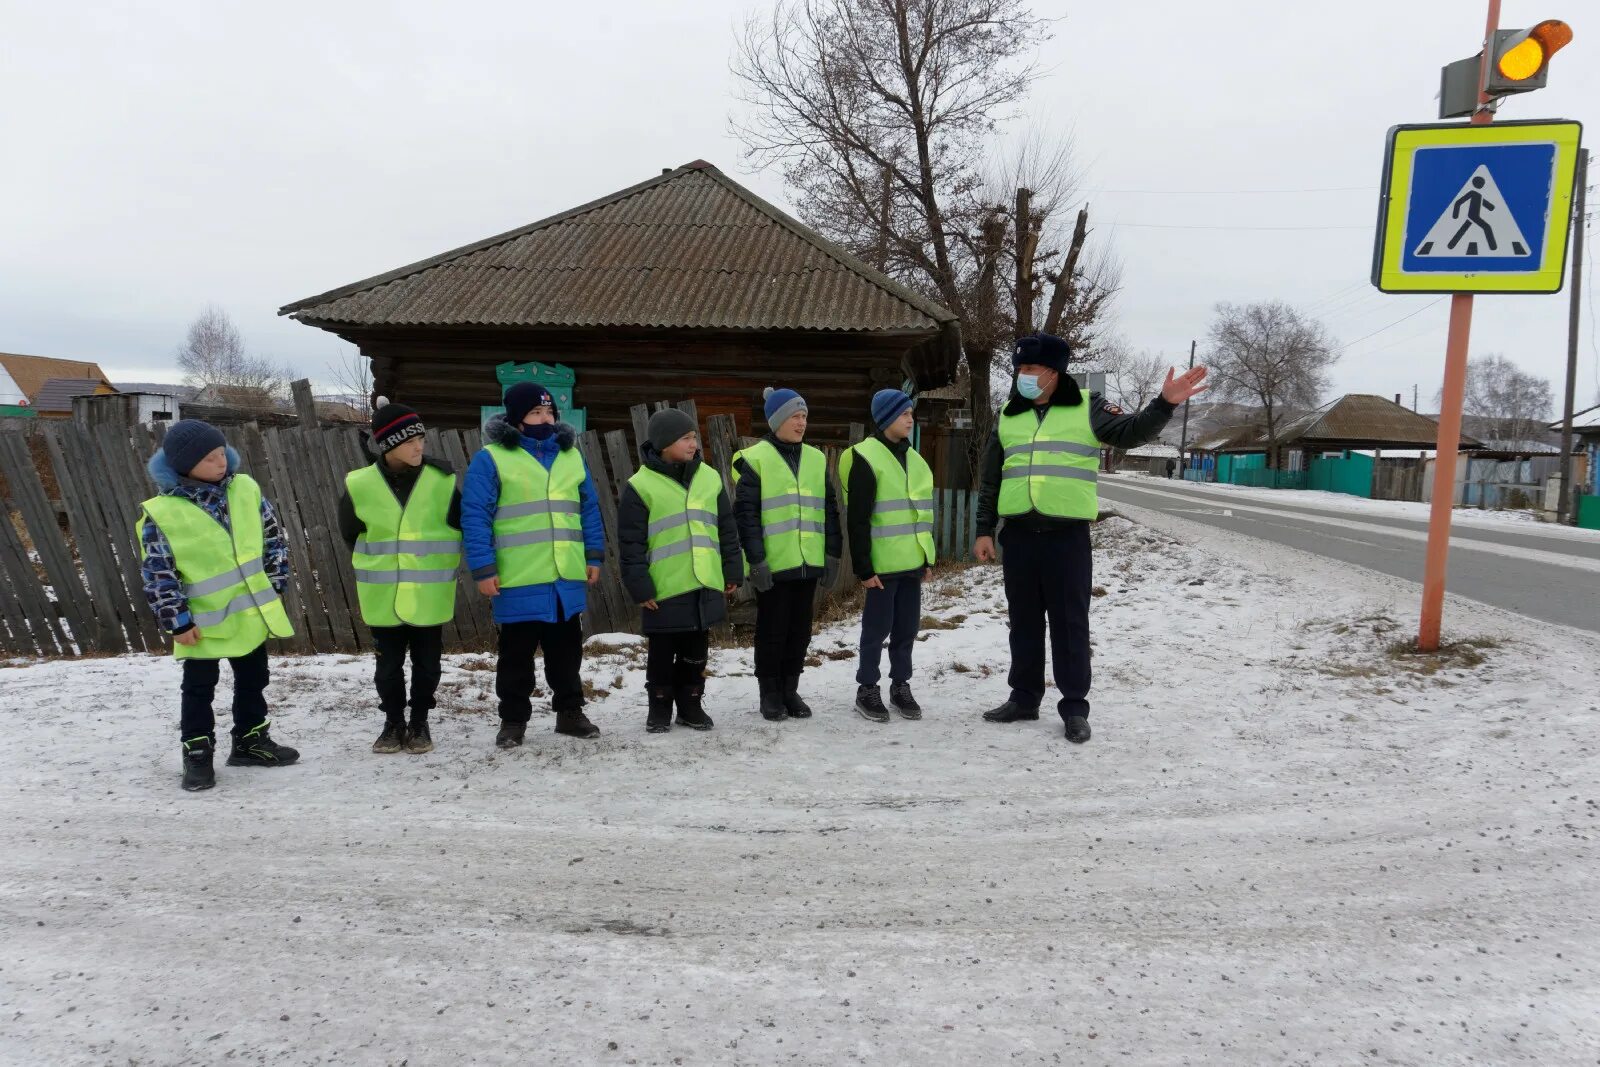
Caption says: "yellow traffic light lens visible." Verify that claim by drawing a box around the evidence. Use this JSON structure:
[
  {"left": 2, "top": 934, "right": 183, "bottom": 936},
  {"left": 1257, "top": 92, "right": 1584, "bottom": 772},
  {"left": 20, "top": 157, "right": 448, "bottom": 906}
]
[{"left": 1498, "top": 37, "right": 1546, "bottom": 80}]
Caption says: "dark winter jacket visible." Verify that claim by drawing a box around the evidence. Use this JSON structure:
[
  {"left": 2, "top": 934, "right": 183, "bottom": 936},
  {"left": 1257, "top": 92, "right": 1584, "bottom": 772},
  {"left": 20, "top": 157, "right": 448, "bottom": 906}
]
[
  {"left": 617, "top": 443, "right": 744, "bottom": 634},
  {"left": 337, "top": 455, "right": 462, "bottom": 551},
  {"left": 975, "top": 384, "right": 1176, "bottom": 538},
  {"left": 139, "top": 446, "right": 290, "bottom": 637},
  {"left": 845, "top": 431, "right": 927, "bottom": 582},
  {"left": 461, "top": 417, "right": 606, "bottom": 625},
  {"left": 731, "top": 434, "right": 842, "bottom": 583}
]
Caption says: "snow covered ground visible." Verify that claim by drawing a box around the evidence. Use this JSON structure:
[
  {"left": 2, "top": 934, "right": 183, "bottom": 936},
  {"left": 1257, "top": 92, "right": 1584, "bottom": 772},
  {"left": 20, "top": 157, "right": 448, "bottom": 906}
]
[
  {"left": 3, "top": 514, "right": 1598, "bottom": 1066},
  {"left": 1109, "top": 471, "right": 1600, "bottom": 540}
]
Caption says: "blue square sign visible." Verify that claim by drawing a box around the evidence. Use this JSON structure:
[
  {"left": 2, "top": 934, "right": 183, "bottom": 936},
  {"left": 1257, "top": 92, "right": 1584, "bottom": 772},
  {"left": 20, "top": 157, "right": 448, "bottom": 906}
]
[{"left": 1400, "top": 142, "right": 1555, "bottom": 274}]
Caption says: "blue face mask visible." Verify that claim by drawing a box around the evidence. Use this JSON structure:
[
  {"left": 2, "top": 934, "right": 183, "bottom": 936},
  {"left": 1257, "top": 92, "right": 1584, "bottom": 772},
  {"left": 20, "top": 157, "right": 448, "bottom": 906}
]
[
  {"left": 1016, "top": 373, "right": 1044, "bottom": 399},
  {"left": 523, "top": 422, "right": 556, "bottom": 441}
]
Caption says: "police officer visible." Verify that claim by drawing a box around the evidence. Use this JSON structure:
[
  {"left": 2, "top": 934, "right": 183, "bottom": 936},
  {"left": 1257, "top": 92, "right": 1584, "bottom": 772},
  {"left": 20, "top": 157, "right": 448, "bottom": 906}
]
[{"left": 973, "top": 333, "right": 1208, "bottom": 743}]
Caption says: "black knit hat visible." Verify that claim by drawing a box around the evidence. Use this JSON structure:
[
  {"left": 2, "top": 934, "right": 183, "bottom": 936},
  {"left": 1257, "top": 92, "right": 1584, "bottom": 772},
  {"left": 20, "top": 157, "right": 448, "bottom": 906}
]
[
  {"left": 504, "top": 382, "right": 557, "bottom": 426},
  {"left": 162, "top": 419, "right": 227, "bottom": 476},
  {"left": 370, "top": 398, "right": 426, "bottom": 455}
]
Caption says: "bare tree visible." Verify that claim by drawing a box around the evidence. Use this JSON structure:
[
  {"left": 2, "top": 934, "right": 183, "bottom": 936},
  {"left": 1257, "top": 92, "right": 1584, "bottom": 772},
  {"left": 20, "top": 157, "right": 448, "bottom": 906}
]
[
  {"left": 734, "top": 0, "right": 1105, "bottom": 461},
  {"left": 1095, "top": 338, "right": 1165, "bottom": 469},
  {"left": 328, "top": 351, "right": 376, "bottom": 419},
  {"left": 1436, "top": 353, "right": 1553, "bottom": 443},
  {"left": 1207, "top": 301, "right": 1338, "bottom": 468},
  {"left": 176, "top": 305, "right": 293, "bottom": 410}
]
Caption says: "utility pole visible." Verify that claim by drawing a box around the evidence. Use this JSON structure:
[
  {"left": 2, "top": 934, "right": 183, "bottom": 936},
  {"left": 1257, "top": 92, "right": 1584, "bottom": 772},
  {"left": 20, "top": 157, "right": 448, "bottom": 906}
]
[
  {"left": 1413, "top": 384, "right": 1419, "bottom": 412},
  {"left": 1178, "top": 339, "right": 1196, "bottom": 475},
  {"left": 1556, "top": 147, "right": 1589, "bottom": 525}
]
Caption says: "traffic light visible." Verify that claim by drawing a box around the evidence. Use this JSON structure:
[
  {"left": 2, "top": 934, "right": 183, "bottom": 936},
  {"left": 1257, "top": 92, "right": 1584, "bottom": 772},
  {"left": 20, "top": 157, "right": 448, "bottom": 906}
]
[
  {"left": 1439, "top": 19, "right": 1574, "bottom": 118},
  {"left": 1484, "top": 20, "right": 1573, "bottom": 95}
]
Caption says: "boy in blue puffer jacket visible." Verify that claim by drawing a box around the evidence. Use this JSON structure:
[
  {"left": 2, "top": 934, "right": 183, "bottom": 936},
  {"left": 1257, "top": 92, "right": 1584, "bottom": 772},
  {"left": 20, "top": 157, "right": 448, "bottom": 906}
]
[{"left": 461, "top": 384, "right": 606, "bottom": 748}]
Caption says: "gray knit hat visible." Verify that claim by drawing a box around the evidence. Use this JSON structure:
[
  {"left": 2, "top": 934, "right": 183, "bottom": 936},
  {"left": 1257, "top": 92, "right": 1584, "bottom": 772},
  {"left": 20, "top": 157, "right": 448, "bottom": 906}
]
[{"left": 646, "top": 407, "right": 698, "bottom": 452}]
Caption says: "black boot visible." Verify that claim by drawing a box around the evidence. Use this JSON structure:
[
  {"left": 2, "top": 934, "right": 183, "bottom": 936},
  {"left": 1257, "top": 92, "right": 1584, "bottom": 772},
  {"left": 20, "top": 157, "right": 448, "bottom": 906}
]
[
  {"left": 1064, "top": 715, "right": 1092, "bottom": 744},
  {"left": 372, "top": 719, "right": 408, "bottom": 754},
  {"left": 982, "top": 701, "right": 1039, "bottom": 723},
  {"left": 495, "top": 720, "right": 527, "bottom": 749},
  {"left": 227, "top": 720, "right": 300, "bottom": 767},
  {"left": 674, "top": 683, "right": 714, "bottom": 731},
  {"left": 181, "top": 736, "right": 215, "bottom": 792},
  {"left": 854, "top": 684, "right": 890, "bottom": 723},
  {"left": 758, "top": 678, "right": 787, "bottom": 722},
  {"left": 555, "top": 708, "right": 601, "bottom": 739},
  {"left": 781, "top": 675, "right": 812, "bottom": 719},
  {"left": 889, "top": 681, "right": 922, "bottom": 720},
  {"left": 405, "top": 718, "right": 433, "bottom": 754},
  {"left": 646, "top": 686, "right": 674, "bottom": 733}
]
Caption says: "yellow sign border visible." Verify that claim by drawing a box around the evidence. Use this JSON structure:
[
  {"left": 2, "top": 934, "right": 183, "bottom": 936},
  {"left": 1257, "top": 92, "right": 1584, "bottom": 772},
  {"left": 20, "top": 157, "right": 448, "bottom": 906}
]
[{"left": 1373, "top": 120, "right": 1582, "bottom": 294}]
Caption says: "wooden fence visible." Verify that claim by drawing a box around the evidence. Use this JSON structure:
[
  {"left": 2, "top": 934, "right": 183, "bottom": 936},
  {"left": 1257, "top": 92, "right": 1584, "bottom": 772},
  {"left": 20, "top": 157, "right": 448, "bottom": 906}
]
[{"left": 0, "top": 397, "right": 974, "bottom": 660}]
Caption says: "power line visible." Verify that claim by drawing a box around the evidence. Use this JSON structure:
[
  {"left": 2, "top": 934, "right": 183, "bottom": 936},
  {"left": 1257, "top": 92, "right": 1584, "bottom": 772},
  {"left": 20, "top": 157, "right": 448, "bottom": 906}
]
[
  {"left": 1339, "top": 297, "right": 1449, "bottom": 351},
  {"left": 1084, "top": 185, "right": 1369, "bottom": 195},
  {"left": 1107, "top": 221, "right": 1369, "bottom": 231}
]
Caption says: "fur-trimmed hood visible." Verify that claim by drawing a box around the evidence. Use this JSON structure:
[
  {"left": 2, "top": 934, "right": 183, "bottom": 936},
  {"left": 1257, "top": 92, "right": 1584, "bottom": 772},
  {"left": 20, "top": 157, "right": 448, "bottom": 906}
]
[
  {"left": 484, "top": 414, "right": 577, "bottom": 452},
  {"left": 147, "top": 445, "right": 240, "bottom": 491}
]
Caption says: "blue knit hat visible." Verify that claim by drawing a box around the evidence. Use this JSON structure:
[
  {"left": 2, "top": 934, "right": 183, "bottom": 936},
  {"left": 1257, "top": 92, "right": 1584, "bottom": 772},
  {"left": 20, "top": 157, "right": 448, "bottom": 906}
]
[
  {"left": 161, "top": 419, "right": 226, "bottom": 476},
  {"left": 762, "top": 387, "right": 807, "bottom": 433},
  {"left": 1012, "top": 332, "right": 1072, "bottom": 373},
  {"left": 871, "top": 389, "right": 914, "bottom": 430},
  {"left": 504, "top": 382, "right": 556, "bottom": 425}
]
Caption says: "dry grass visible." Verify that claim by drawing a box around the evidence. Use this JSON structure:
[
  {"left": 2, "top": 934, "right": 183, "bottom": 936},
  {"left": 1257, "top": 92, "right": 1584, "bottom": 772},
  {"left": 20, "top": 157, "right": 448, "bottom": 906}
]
[
  {"left": 1384, "top": 635, "right": 1501, "bottom": 674},
  {"left": 455, "top": 655, "right": 495, "bottom": 672}
]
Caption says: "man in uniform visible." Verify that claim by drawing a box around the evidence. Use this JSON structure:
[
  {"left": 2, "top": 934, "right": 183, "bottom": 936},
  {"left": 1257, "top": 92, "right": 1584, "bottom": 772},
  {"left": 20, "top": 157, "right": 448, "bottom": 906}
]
[{"left": 974, "top": 332, "right": 1208, "bottom": 743}]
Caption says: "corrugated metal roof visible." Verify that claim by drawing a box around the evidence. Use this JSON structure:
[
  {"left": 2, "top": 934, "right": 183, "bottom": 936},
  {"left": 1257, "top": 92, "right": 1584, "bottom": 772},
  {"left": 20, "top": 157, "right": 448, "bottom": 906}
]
[
  {"left": 1271, "top": 394, "right": 1478, "bottom": 448},
  {"left": 32, "top": 376, "right": 113, "bottom": 412},
  {"left": 0, "top": 353, "right": 111, "bottom": 407},
  {"left": 280, "top": 161, "right": 956, "bottom": 334}
]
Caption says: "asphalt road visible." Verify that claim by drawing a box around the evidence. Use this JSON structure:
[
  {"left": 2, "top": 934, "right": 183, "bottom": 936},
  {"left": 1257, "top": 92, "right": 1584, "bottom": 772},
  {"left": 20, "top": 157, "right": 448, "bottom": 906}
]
[{"left": 1099, "top": 475, "right": 1600, "bottom": 634}]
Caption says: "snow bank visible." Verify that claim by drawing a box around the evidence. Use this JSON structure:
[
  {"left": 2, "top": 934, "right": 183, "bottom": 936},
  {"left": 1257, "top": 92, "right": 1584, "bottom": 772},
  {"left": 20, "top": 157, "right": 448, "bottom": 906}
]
[{"left": 2, "top": 515, "right": 1596, "bottom": 1065}]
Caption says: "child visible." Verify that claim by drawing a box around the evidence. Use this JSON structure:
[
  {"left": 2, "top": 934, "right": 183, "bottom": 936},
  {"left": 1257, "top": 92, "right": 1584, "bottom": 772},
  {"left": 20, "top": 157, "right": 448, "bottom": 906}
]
[
  {"left": 139, "top": 419, "right": 298, "bottom": 791},
  {"left": 461, "top": 383, "right": 606, "bottom": 748},
  {"left": 618, "top": 408, "right": 743, "bottom": 733},
  {"left": 732, "top": 387, "right": 841, "bottom": 721},
  {"left": 339, "top": 399, "right": 463, "bottom": 755},
  {"left": 838, "top": 390, "right": 935, "bottom": 723}
]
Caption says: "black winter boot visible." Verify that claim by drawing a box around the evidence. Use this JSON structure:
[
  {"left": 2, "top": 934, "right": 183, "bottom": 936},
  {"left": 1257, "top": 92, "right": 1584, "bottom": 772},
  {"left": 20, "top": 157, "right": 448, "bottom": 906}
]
[
  {"left": 227, "top": 721, "right": 299, "bottom": 767},
  {"left": 854, "top": 684, "right": 890, "bottom": 723},
  {"left": 674, "top": 684, "right": 714, "bottom": 731},
  {"left": 889, "top": 681, "right": 922, "bottom": 720},
  {"left": 495, "top": 720, "right": 526, "bottom": 749},
  {"left": 646, "top": 686, "right": 674, "bottom": 733},
  {"left": 781, "top": 675, "right": 812, "bottom": 718},
  {"left": 1064, "top": 715, "right": 1092, "bottom": 744},
  {"left": 373, "top": 719, "right": 408, "bottom": 754},
  {"left": 182, "top": 736, "right": 215, "bottom": 792},
  {"left": 758, "top": 678, "right": 787, "bottom": 722},
  {"left": 982, "top": 701, "right": 1039, "bottom": 723},
  {"left": 555, "top": 708, "right": 601, "bottom": 739},
  {"left": 405, "top": 719, "right": 433, "bottom": 754}
]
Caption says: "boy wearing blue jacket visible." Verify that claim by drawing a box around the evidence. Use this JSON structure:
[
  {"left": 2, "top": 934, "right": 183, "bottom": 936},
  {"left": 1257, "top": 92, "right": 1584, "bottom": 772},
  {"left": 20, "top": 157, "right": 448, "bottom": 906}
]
[{"left": 462, "top": 383, "right": 606, "bottom": 747}]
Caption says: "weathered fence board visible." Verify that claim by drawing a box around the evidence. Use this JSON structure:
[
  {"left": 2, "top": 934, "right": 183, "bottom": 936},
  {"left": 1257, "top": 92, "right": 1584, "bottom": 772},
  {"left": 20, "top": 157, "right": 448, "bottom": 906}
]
[{"left": 0, "top": 432, "right": 97, "bottom": 653}]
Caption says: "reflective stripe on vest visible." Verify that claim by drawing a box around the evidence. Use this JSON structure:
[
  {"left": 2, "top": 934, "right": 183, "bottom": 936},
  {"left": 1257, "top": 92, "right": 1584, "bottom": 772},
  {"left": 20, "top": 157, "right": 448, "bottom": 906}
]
[
  {"left": 346, "top": 463, "right": 462, "bottom": 627},
  {"left": 997, "top": 403, "right": 1101, "bottom": 520},
  {"left": 137, "top": 473, "right": 295, "bottom": 660},
  {"left": 628, "top": 463, "right": 724, "bottom": 602},
  {"left": 484, "top": 444, "right": 588, "bottom": 587},
  {"left": 731, "top": 439, "right": 826, "bottom": 572},
  {"left": 839, "top": 438, "right": 936, "bottom": 574}
]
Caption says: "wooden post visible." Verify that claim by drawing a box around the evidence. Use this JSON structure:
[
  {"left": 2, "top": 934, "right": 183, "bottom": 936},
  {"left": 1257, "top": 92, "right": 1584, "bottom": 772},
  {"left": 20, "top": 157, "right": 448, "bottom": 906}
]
[{"left": 292, "top": 379, "right": 320, "bottom": 428}]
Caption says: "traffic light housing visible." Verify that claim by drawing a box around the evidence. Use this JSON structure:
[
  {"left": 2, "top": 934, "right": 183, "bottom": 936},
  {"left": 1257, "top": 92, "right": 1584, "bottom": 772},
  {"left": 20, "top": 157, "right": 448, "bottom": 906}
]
[
  {"left": 1438, "top": 19, "right": 1574, "bottom": 119},
  {"left": 1484, "top": 20, "right": 1573, "bottom": 95}
]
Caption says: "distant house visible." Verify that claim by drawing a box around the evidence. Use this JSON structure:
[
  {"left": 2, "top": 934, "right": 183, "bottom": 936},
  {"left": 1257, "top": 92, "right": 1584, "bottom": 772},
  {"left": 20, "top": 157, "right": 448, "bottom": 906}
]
[
  {"left": 279, "top": 159, "right": 961, "bottom": 445},
  {"left": 191, "top": 384, "right": 279, "bottom": 411},
  {"left": 73, "top": 391, "right": 183, "bottom": 428},
  {"left": 0, "top": 352, "right": 116, "bottom": 417}
]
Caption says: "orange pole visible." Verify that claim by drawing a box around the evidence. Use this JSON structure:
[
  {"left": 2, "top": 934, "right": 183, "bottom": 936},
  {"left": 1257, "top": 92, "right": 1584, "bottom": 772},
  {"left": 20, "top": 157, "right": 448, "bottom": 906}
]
[{"left": 1417, "top": 0, "right": 1500, "bottom": 651}]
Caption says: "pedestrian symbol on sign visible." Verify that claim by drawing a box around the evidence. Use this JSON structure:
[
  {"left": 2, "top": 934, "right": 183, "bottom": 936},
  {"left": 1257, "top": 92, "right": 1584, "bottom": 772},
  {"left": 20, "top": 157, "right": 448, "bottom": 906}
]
[{"left": 1412, "top": 165, "right": 1530, "bottom": 258}]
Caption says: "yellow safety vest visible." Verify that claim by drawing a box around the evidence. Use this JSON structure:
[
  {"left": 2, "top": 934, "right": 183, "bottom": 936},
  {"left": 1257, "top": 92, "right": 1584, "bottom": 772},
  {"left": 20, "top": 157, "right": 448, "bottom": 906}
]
[
  {"left": 997, "top": 403, "right": 1101, "bottom": 520},
  {"left": 628, "top": 463, "right": 725, "bottom": 602},
  {"left": 138, "top": 473, "right": 294, "bottom": 660},
  {"left": 731, "top": 439, "right": 826, "bottom": 572},
  {"left": 346, "top": 463, "right": 461, "bottom": 627},
  {"left": 485, "top": 444, "right": 587, "bottom": 587},
  {"left": 839, "top": 438, "right": 936, "bottom": 574}
]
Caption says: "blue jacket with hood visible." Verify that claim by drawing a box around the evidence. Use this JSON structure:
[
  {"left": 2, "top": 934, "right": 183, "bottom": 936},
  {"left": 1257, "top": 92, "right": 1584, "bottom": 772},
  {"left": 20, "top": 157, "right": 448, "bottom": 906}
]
[
  {"left": 139, "top": 446, "right": 290, "bottom": 636},
  {"left": 461, "top": 417, "right": 606, "bottom": 624}
]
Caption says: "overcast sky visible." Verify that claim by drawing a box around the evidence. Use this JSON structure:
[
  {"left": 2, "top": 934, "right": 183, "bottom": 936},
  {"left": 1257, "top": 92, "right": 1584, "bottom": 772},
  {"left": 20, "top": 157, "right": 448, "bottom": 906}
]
[{"left": 2, "top": 0, "right": 1594, "bottom": 410}]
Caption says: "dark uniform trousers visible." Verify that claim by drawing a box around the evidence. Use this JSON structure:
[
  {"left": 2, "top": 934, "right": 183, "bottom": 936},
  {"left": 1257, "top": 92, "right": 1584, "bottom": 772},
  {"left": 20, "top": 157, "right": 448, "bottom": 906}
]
[{"left": 1001, "top": 523, "right": 1092, "bottom": 719}]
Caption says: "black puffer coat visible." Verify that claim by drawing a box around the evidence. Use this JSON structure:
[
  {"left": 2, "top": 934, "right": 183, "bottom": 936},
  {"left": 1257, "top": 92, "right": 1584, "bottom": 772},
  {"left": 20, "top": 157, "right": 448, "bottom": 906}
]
[{"left": 617, "top": 443, "right": 744, "bottom": 634}]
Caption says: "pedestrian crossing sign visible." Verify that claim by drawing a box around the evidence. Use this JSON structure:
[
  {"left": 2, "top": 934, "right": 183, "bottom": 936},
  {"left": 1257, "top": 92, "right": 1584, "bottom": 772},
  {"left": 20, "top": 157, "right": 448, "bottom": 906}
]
[{"left": 1371, "top": 120, "right": 1582, "bottom": 294}]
